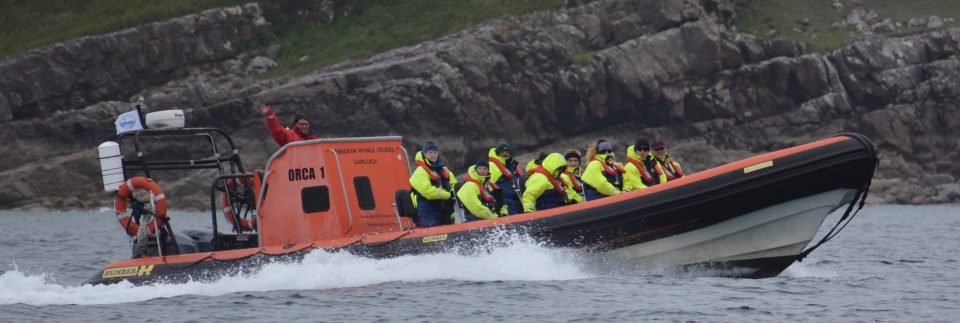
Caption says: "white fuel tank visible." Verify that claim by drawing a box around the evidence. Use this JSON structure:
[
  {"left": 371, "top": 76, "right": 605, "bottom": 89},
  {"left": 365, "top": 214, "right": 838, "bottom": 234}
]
[{"left": 98, "top": 141, "right": 124, "bottom": 192}]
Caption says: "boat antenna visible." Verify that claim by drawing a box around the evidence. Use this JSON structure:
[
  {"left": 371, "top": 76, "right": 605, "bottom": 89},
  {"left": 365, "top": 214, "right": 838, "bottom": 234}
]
[{"left": 135, "top": 96, "right": 147, "bottom": 129}]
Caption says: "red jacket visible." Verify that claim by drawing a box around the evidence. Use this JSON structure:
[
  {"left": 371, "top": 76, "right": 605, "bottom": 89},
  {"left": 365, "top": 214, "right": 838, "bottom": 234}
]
[{"left": 263, "top": 109, "right": 318, "bottom": 147}]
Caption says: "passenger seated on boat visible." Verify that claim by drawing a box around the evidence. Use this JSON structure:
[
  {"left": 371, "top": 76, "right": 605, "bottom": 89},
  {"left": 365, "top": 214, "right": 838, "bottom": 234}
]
[
  {"left": 651, "top": 138, "right": 684, "bottom": 181},
  {"left": 409, "top": 141, "right": 458, "bottom": 227},
  {"left": 525, "top": 151, "right": 548, "bottom": 173},
  {"left": 522, "top": 153, "right": 568, "bottom": 213},
  {"left": 455, "top": 159, "right": 500, "bottom": 221},
  {"left": 624, "top": 139, "right": 667, "bottom": 191},
  {"left": 582, "top": 140, "right": 625, "bottom": 201},
  {"left": 560, "top": 150, "right": 585, "bottom": 204},
  {"left": 259, "top": 104, "right": 318, "bottom": 147},
  {"left": 488, "top": 141, "right": 524, "bottom": 216}
]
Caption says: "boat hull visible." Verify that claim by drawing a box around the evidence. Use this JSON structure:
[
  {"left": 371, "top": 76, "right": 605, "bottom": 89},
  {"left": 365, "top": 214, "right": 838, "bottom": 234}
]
[
  {"left": 605, "top": 189, "right": 856, "bottom": 277},
  {"left": 87, "top": 134, "right": 877, "bottom": 285}
]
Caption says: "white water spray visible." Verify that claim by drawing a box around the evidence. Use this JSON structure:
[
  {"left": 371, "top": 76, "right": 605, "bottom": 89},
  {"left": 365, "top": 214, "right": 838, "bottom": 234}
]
[{"left": 0, "top": 235, "right": 591, "bottom": 306}]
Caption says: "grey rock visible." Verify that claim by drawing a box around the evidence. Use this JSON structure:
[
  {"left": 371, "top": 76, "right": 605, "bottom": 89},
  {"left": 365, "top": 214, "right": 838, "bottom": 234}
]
[
  {"left": 564, "top": 0, "right": 598, "bottom": 8},
  {"left": 927, "top": 15, "right": 944, "bottom": 28},
  {"left": 934, "top": 183, "right": 960, "bottom": 203},
  {"left": 0, "top": 92, "right": 10, "bottom": 121},
  {"left": 0, "top": 4, "right": 271, "bottom": 120},
  {"left": 266, "top": 44, "right": 282, "bottom": 58},
  {"left": 576, "top": 14, "right": 605, "bottom": 49},
  {"left": 246, "top": 56, "right": 277, "bottom": 74},
  {"left": 2, "top": 0, "right": 960, "bottom": 209},
  {"left": 872, "top": 18, "right": 896, "bottom": 33},
  {"left": 909, "top": 18, "right": 927, "bottom": 28},
  {"left": 925, "top": 174, "right": 956, "bottom": 186},
  {"left": 223, "top": 59, "right": 244, "bottom": 75},
  {"left": 844, "top": 7, "right": 877, "bottom": 26}
]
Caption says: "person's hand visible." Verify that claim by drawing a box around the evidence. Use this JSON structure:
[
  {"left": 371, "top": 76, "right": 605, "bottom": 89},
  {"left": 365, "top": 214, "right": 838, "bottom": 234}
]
[{"left": 259, "top": 104, "right": 271, "bottom": 115}]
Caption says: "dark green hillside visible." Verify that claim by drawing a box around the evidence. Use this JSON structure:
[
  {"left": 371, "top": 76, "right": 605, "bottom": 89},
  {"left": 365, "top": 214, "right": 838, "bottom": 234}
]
[
  {"left": 264, "top": 0, "right": 562, "bottom": 77},
  {"left": 0, "top": 0, "right": 562, "bottom": 71},
  {"left": 736, "top": 0, "right": 960, "bottom": 52},
  {"left": 0, "top": 0, "right": 251, "bottom": 59}
]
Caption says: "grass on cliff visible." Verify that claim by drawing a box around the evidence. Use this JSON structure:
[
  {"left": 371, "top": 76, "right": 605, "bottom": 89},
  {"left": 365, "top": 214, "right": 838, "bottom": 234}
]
[
  {"left": 1, "top": 0, "right": 562, "bottom": 76},
  {"left": 735, "top": 0, "right": 960, "bottom": 52},
  {"left": 0, "top": 0, "right": 253, "bottom": 59},
  {"left": 263, "top": 0, "right": 562, "bottom": 77}
]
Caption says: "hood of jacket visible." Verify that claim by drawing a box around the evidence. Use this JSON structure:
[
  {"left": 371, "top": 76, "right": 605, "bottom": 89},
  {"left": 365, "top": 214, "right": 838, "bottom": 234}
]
[
  {"left": 626, "top": 145, "right": 644, "bottom": 161},
  {"left": 541, "top": 153, "right": 566, "bottom": 177},
  {"left": 467, "top": 165, "right": 490, "bottom": 183},
  {"left": 487, "top": 147, "right": 506, "bottom": 163},
  {"left": 415, "top": 151, "right": 443, "bottom": 168},
  {"left": 593, "top": 152, "right": 612, "bottom": 164}
]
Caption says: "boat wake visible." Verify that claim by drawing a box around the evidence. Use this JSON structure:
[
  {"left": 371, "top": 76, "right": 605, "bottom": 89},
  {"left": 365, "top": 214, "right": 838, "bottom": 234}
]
[{"left": 0, "top": 234, "right": 591, "bottom": 306}]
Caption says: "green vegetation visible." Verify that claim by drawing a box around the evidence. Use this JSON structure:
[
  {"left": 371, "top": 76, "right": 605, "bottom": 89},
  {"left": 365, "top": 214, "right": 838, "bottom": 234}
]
[
  {"left": 0, "top": 0, "right": 252, "bottom": 59},
  {"left": 262, "top": 0, "right": 562, "bottom": 77},
  {"left": 571, "top": 51, "right": 597, "bottom": 65},
  {"left": 0, "top": 0, "right": 561, "bottom": 75},
  {"left": 735, "top": 0, "right": 960, "bottom": 52}
]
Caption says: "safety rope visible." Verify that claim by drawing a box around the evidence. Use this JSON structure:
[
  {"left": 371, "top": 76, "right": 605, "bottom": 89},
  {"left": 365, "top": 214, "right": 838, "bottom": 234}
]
[
  {"left": 797, "top": 160, "right": 876, "bottom": 262},
  {"left": 136, "top": 211, "right": 153, "bottom": 256}
]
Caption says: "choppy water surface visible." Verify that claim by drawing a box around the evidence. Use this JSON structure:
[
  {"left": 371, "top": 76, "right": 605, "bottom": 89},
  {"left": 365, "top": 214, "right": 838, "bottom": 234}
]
[{"left": 1, "top": 205, "right": 958, "bottom": 322}]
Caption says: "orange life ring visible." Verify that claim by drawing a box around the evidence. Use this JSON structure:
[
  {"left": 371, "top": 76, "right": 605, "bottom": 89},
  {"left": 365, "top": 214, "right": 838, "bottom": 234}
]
[
  {"left": 221, "top": 178, "right": 257, "bottom": 232},
  {"left": 114, "top": 177, "right": 168, "bottom": 237}
]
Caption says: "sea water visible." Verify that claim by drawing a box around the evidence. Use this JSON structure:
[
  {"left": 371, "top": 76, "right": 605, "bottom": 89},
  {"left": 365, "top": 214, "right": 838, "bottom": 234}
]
[{"left": 1, "top": 205, "right": 958, "bottom": 322}]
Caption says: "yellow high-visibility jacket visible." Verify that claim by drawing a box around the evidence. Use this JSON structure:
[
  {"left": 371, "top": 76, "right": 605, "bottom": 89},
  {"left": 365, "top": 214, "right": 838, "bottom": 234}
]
[
  {"left": 623, "top": 145, "right": 667, "bottom": 192},
  {"left": 522, "top": 153, "right": 567, "bottom": 213},
  {"left": 654, "top": 153, "right": 684, "bottom": 180},
  {"left": 559, "top": 166, "right": 585, "bottom": 203},
  {"left": 456, "top": 165, "right": 499, "bottom": 220},
  {"left": 409, "top": 151, "right": 457, "bottom": 206},
  {"left": 582, "top": 153, "right": 622, "bottom": 197}
]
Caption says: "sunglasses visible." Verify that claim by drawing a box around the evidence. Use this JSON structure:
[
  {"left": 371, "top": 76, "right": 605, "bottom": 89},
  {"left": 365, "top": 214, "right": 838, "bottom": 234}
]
[
  {"left": 599, "top": 150, "right": 613, "bottom": 154},
  {"left": 638, "top": 146, "right": 650, "bottom": 151},
  {"left": 654, "top": 147, "right": 665, "bottom": 151},
  {"left": 296, "top": 122, "right": 309, "bottom": 126}
]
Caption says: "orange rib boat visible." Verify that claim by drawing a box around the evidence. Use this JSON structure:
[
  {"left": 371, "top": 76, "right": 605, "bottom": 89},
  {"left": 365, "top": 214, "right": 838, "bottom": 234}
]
[{"left": 87, "top": 126, "right": 878, "bottom": 285}]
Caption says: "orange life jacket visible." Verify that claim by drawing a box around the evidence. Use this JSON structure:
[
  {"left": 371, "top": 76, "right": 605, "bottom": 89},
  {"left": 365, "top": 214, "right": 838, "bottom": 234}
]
[
  {"left": 562, "top": 170, "right": 583, "bottom": 191},
  {"left": 595, "top": 156, "right": 624, "bottom": 176},
  {"left": 532, "top": 166, "right": 564, "bottom": 194},
  {"left": 489, "top": 157, "right": 524, "bottom": 180},
  {"left": 415, "top": 160, "right": 449, "bottom": 183},
  {"left": 626, "top": 157, "right": 655, "bottom": 183},
  {"left": 657, "top": 156, "right": 683, "bottom": 180},
  {"left": 667, "top": 159, "right": 684, "bottom": 178},
  {"left": 466, "top": 177, "right": 496, "bottom": 203}
]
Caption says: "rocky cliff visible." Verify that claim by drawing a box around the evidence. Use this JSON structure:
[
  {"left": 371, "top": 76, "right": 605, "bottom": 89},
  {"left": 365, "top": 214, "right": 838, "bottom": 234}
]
[
  {"left": 0, "top": 0, "right": 957, "bottom": 210},
  {"left": 0, "top": 4, "right": 270, "bottom": 121}
]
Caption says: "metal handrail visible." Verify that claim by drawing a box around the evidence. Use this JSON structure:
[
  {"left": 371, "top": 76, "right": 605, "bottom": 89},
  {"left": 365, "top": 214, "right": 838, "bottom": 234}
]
[
  {"left": 119, "top": 127, "right": 246, "bottom": 177},
  {"left": 329, "top": 148, "right": 354, "bottom": 234},
  {"left": 209, "top": 173, "right": 255, "bottom": 250},
  {"left": 396, "top": 145, "right": 413, "bottom": 231},
  {"left": 398, "top": 146, "right": 413, "bottom": 174}
]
